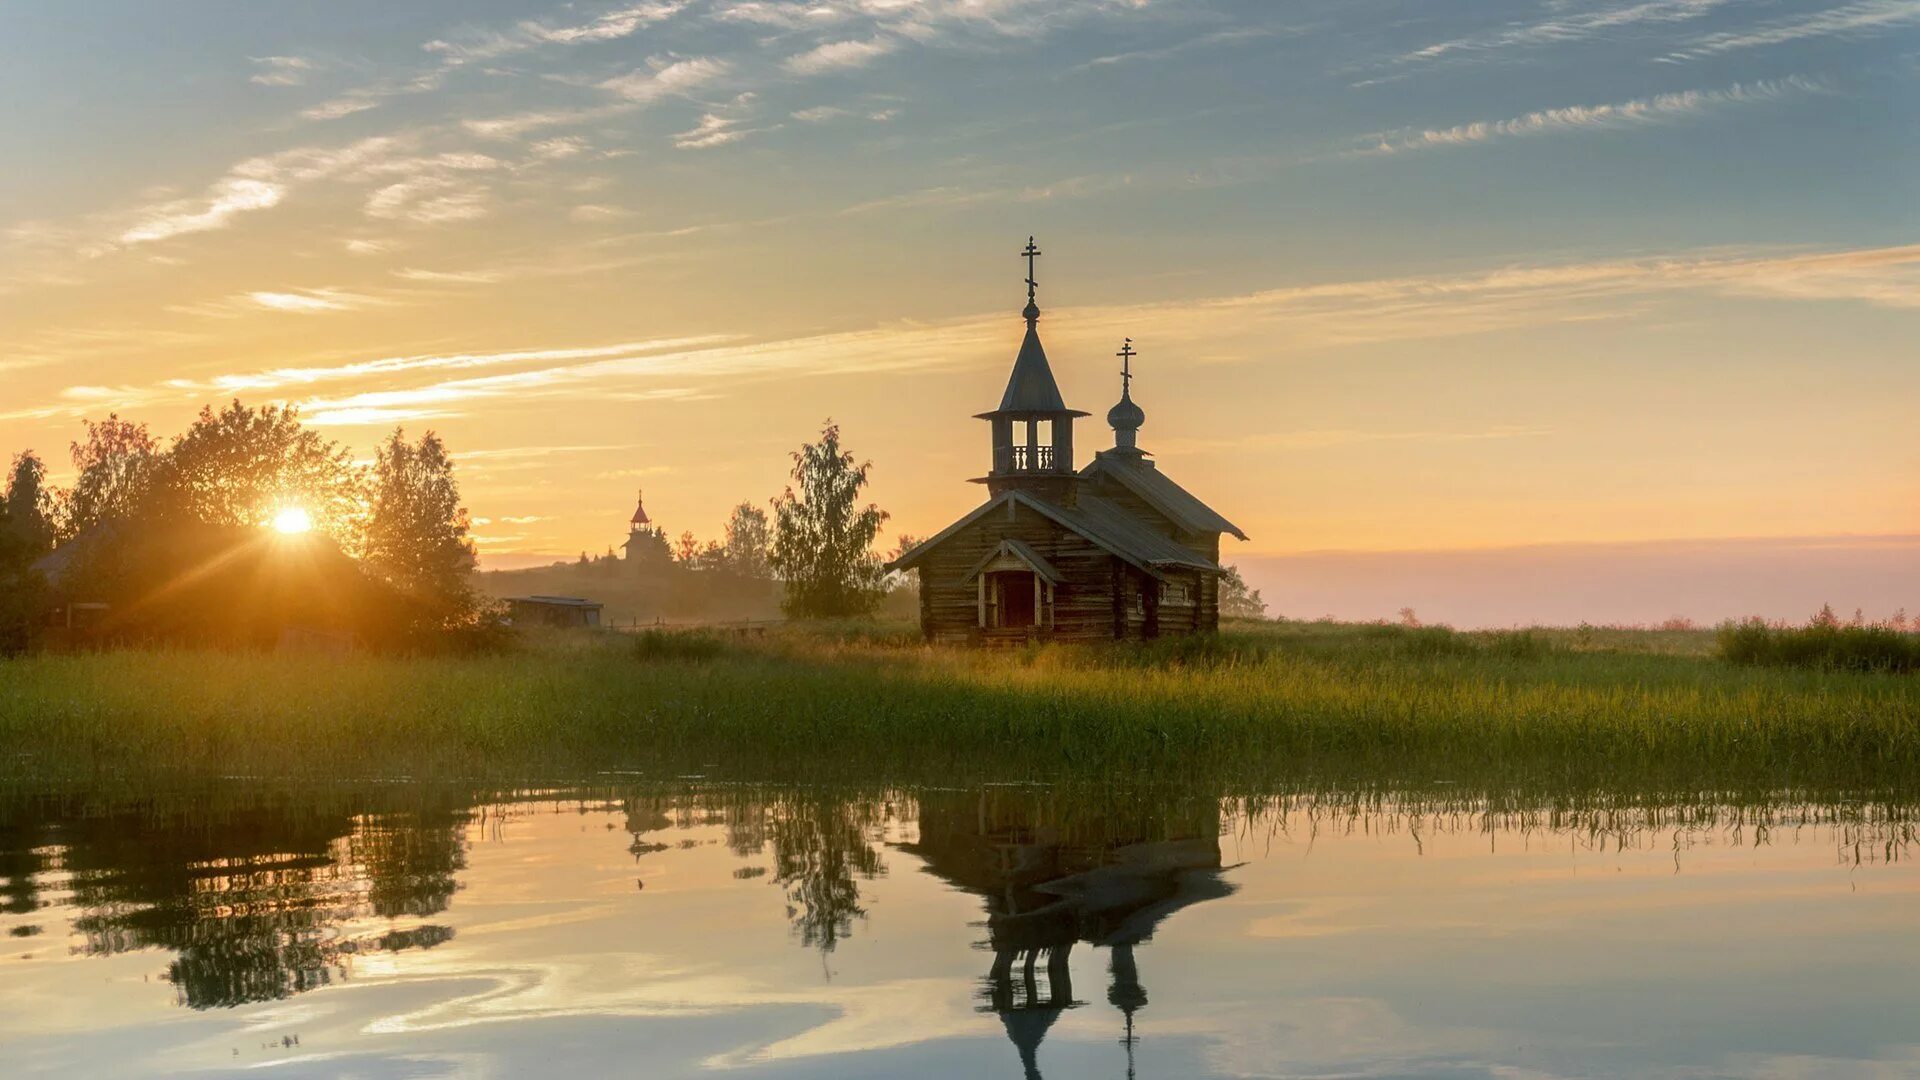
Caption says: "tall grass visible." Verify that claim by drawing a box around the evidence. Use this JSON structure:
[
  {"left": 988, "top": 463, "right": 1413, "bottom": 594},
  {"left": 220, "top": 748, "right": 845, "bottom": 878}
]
[{"left": 1, "top": 620, "right": 1915, "bottom": 795}]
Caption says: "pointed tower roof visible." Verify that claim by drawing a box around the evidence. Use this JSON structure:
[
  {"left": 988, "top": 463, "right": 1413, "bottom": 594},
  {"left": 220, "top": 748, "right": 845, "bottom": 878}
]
[
  {"left": 629, "top": 489, "right": 651, "bottom": 527},
  {"left": 977, "top": 237, "right": 1088, "bottom": 420}
]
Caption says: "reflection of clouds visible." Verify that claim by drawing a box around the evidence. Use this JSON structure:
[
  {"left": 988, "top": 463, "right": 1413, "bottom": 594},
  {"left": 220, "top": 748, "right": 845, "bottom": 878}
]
[
  {"left": 358, "top": 955, "right": 983, "bottom": 1069},
  {"left": 1189, "top": 996, "right": 1537, "bottom": 1079}
]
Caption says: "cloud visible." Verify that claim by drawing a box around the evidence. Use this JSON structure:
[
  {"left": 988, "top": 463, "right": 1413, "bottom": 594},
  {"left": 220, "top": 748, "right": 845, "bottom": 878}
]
[
  {"left": 838, "top": 173, "right": 1128, "bottom": 214},
  {"left": 113, "top": 135, "right": 408, "bottom": 248},
  {"left": 463, "top": 108, "right": 621, "bottom": 140},
  {"left": 568, "top": 203, "right": 633, "bottom": 221},
  {"left": 1400, "top": 0, "right": 1725, "bottom": 63},
  {"left": 1662, "top": 0, "right": 1920, "bottom": 60},
  {"left": 1156, "top": 426, "right": 1554, "bottom": 455},
  {"left": 118, "top": 177, "right": 286, "bottom": 244},
  {"left": 1361, "top": 77, "right": 1822, "bottom": 155},
  {"left": 364, "top": 175, "right": 493, "bottom": 225},
  {"left": 247, "top": 289, "right": 364, "bottom": 313},
  {"left": 1077, "top": 26, "right": 1277, "bottom": 70},
  {"left": 165, "top": 287, "right": 386, "bottom": 319},
  {"left": 784, "top": 37, "right": 896, "bottom": 75},
  {"left": 249, "top": 55, "right": 316, "bottom": 86},
  {"left": 16, "top": 243, "right": 1918, "bottom": 426},
  {"left": 391, "top": 267, "right": 506, "bottom": 284},
  {"left": 530, "top": 136, "right": 588, "bottom": 160},
  {"left": 792, "top": 104, "right": 899, "bottom": 123},
  {"left": 601, "top": 55, "right": 731, "bottom": 102},
  {"left": 302, "top": 98, "right": 380, "bottom": 121},
  {"left": 422, "top": 3, "right": 688, "bottom": 64}
]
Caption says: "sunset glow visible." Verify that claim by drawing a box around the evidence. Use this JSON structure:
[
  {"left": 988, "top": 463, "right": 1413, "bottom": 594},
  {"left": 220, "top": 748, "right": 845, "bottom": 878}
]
[{"left": 2, "top": 1, "right": 1913, "bottom": 623}]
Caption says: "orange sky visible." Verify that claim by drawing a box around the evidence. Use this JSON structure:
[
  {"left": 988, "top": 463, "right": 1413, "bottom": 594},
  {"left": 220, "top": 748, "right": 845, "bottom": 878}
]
[{"left": 3, "top": 1, "right": 1916, "bottom": 623}]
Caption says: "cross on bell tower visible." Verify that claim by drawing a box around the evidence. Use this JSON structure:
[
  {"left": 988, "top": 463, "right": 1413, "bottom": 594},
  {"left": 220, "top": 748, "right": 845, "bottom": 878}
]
[
  {"left": 1022, "top": 236, "right": 1042, "bottom": 307},
  {"left": 1107, "top": 338, "right": 1147, "bottom": 452},
  {"left": 973, "top": 235, "right": 1088, "bottom": 499}
]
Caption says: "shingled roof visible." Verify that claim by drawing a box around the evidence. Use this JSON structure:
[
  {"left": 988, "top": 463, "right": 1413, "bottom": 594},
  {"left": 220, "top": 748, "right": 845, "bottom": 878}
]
[
  {"left": 1081, "top": 450, "right": 1247, "bottom": 541},
  {"left": 886, "top": 489, "right": 1222, "bottom": 581}
]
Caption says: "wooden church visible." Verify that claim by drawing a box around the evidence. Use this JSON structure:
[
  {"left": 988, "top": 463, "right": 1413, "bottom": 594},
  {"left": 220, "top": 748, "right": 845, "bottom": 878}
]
[{"left": 887, "top": 239, "right": 1245, "bottom": 644}]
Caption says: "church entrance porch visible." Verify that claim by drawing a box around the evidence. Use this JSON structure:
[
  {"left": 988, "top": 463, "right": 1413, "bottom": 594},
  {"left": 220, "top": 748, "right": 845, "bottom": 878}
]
[{"left": 994, "top": 570, "right": 1038, "bottom": 628}]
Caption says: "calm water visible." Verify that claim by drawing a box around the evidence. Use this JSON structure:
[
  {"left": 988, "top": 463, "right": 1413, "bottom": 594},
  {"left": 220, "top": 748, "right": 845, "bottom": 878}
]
[{"left": 2, "top": 782, "right": 1917, "bottom": 1078}]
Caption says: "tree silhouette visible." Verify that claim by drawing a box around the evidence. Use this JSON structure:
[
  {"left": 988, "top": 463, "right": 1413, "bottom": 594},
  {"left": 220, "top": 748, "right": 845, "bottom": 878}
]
[
  {"left": 770, "top": 421, "right": 888, "bottom": 618},
  {"left": 61, "top": 414, "right": 159, "bottom": 539},
  {"left": 364, "top": 429, "right": 479, "bottom": 632}
]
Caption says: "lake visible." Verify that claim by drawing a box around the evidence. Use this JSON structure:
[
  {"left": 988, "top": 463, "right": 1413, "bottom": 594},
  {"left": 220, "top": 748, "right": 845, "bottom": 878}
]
[{"left": 2, "top": 780, "right": 1916, "bottom": 1078}]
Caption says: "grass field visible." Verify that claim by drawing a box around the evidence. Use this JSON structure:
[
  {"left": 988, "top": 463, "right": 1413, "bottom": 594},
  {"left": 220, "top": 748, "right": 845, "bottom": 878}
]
[{"left": 2, "top": 619, "right": 1916, "bottom": 797}]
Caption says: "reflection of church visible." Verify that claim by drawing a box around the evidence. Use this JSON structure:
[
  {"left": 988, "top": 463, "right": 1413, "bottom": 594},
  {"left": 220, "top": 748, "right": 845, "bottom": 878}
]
[{"left": 900, "top": 789, "right": 1238, "bottom": 1079}]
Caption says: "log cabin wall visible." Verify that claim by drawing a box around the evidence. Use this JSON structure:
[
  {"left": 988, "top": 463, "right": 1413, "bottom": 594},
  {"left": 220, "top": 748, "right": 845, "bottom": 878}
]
[{"left": 915, "top": 501, "right": 1130, "bottom": 644}]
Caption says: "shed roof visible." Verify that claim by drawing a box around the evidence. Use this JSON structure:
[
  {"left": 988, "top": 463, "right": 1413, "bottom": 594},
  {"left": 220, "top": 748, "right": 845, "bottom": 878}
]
[
  {"left": 513, "top": 595, "right": 603, "bottom": 608},
  {"left": 1082, "top": 450, "right": 1247, "bottom": 541}
]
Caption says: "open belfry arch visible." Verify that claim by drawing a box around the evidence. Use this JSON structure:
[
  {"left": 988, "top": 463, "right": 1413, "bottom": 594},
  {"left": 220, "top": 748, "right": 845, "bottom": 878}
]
[{"left": 886, "top": 237, "right": 1246, "bottom": 644}]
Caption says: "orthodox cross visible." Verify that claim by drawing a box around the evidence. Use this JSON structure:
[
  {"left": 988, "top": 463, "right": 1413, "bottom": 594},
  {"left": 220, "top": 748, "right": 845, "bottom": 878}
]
[
  {"left": 1022, "top": 236, "right": 1042, "bottom": 302},
  {"left": 1117, "top": 337, "right": 1136, "bottom": 394}
]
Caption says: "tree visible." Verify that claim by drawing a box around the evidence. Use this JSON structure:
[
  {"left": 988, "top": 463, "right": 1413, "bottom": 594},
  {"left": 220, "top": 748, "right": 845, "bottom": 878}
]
[
  {"left": 770, "top": 422, "right": 888, "bottom": 618},
  {"left": 0, "top": 451, "right": 57, "bottom": 654},
  {"left": 62, "top": 414, "right": 159, "bottom": 538},
  {"left": 1219, "top": 564, "right": 1268, "bottom": 621},
  {"left": 720, "top": 502, "right": 772, "bottom": 580},
  {"left": 1, "top": 451, "right": 54, "bottom": 559},
  {"left": 152, "top": 400, "right": 365, "bottom": 548},
  {"left": 362, "top": 429, "right": 477, "bottom": 631},
  {"left": 674, "top": 530, "right": 701, "bottom": 566}
]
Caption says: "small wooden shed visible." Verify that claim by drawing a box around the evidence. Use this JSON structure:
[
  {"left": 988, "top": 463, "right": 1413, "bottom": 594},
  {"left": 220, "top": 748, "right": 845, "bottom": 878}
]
[{"left": 506, "top": 595, "right": 604, "bottom": 628}]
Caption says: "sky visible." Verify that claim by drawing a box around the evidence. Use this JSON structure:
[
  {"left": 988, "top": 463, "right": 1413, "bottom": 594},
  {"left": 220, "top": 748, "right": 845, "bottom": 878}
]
[{"left": 2, "top": 0, "right": 1916, "bottom": 625}]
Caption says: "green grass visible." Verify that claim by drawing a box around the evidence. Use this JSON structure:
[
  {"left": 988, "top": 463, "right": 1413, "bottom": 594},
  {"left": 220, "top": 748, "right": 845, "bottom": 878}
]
[{"left": 1, "top": 619, "right": 1916, "bottom": 798}]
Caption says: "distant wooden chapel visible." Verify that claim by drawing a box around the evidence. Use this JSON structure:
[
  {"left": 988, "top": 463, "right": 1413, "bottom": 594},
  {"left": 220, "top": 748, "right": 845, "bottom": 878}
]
[{"left": 887, "top": 238, "right": 1245, "bottom": 644}]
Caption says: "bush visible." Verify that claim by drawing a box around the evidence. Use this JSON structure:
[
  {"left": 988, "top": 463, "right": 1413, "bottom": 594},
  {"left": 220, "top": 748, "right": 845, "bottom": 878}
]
[{"left": 1718, "top": 618, "right": 1920, "bottom": 673}]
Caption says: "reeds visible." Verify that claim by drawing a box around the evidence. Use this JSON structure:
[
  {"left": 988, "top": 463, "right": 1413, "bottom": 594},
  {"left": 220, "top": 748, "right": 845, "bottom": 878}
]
[{"left": 1, "top": 620, "right": 1915, "bottom": 794}]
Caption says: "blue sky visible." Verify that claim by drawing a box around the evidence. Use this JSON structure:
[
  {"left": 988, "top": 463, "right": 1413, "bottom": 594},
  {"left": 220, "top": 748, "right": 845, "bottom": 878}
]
[{"left": 1, "top": 0, "right": 1916, "bottom": 621}]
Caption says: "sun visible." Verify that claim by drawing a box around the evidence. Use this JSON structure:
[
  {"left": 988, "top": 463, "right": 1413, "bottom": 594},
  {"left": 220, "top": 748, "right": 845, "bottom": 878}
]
[{"left": 271, "top": 506, "right": 314, "bottom": 535}]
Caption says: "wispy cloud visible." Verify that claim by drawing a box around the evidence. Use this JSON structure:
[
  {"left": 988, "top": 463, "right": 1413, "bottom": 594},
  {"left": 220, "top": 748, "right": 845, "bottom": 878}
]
[
  {"left": 1157, "top": 426, "right": 1554, "bottom": 455},
  {"left": 673, "top": 93, "right": 776, "bottom": 149},
  {"left": 1360, "top": 77, "right": 1821, "bottom": 155},
  {"left": 118, "top": 178, "right": 286, "bottom": 245},
  {"left": 1662, "top": 0, "right": 1920, "bottom": 59},
  {"left": 114, "top": 136, "right": 407, "bottom": 248},
  {"left": 785, "top": 37, "right": 897, "bottom": 75},
  {"left": 249, "top": 55, "right": 316, "bottom": 86},
  {"left": 423, "top": 3, "right": 688, "bottom": 64},
  {"left": 1076, "top": 26, "right": 1278, "bottom": 71},
  {"left": 301, "top": 98, "right": 380, "bottom": 121},
  {"left": 1399, "top": 0, "right": 1725, "bottom": 63},
  {"left": 15, "top": 241, "right": 1918, "bottom": 426},
  {"left": 247, "top": 289, "right": 366, "bottom": 313},
  {"left": 600, "top": 55, "right": 731, "bottom": 102}
]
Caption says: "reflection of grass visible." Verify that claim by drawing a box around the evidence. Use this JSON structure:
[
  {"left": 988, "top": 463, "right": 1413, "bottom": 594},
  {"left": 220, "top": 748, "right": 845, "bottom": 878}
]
[{"left": 2, "top": 619, "right": 1916, "bottom": 792}]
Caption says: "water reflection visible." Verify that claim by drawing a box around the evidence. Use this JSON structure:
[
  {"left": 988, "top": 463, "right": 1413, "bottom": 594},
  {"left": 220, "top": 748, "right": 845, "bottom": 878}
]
[
  {"left": 1, "top": 781, "right": 1916, "bottom": 1077},
  {"left": 0, "top": 792, "right": 468, "bottom": 1009},
  {"left": 907, "top": 789, "right": 1238, "bottom": 1079}
]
